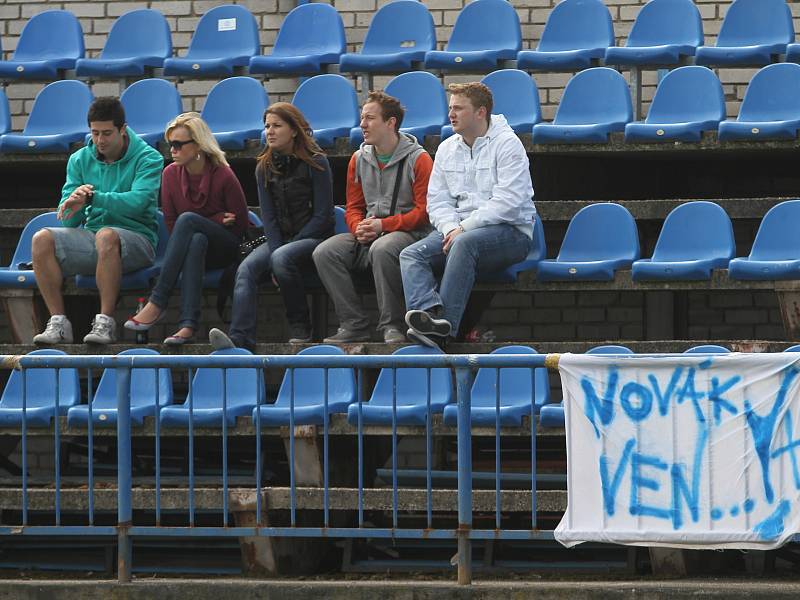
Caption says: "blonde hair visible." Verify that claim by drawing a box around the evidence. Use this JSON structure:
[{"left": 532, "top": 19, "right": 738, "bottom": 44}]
[{"left": 165, "top": 112, "right": 229, "bottom": 167}]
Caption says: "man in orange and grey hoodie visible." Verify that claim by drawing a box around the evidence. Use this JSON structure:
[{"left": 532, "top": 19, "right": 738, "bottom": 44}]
[{"left": 313, "top": 91, "right": 432, "bottom": 344}]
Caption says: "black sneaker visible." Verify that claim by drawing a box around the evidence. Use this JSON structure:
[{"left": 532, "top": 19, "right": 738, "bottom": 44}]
[
  {"left": 405, "top": 309, "right": 452, "bottom": 338},
  {"left": 406, "top": 328, "right": 448, "bottom": 351}
]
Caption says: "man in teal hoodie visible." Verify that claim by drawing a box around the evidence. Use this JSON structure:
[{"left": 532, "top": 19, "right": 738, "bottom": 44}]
[{"left": 31, "top": 97, "right": 163, "bottom": 345}]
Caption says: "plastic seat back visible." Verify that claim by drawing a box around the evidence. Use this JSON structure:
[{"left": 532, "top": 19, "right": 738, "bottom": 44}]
[
  {"left": 271, "top": 4, "right": 345, "bottom": 59},
  {"left": 11, "top": 10, "right": 84, "bottom": 63},
  {"left": 471, "top": 346, "right": 549, "bottom": 411},
  {"left": 370, "top": 346, "right": 453, "bottom": 408},
  {"left": 557, "top": 203, "right": 639, "bottom": 263},
  {"left": 7, "top": 212, "right": 59, "bottom": 269},
  {"left": 98, "top": 9, "right": 172, "bottom": 63},
  {"left": 645, "top": 66, "right": 724, "bottom": 125},
  {"left": 715, "top": 0, "right": 793, "bottom": 48},
  {"left": 650, "top": 202, "right": 734, "bottom": 263},
  {"left": 625, "top": 0, "right": 703, "bottom": 49},
  {"left": 481, "top": 69, "right": 541, "bottom": 131},
  {"left": 292, "top": 74, "right": 359, "bottom": 133},
  {"left": 0, "top": 349, "right": 80, "bottom": 411},
  {"left": 361, "top": 1, "right": 435, "bottom": 56},
  {"left": 537, "top": 0, "right": 614, "bottom": 53},
  {"left": 0, "top": 91, "right": 9, "bottom": 136},
  {"left": 738, "top": 63, "right": 800, "bottom": 122},
  {"left": 22, "top": 80, "right": 94, "bottom": 137},
  {"left": 384, "top": 71, "right": 447, "bottom": 136},
  {"left": 120, "top": 79, "right": 182, "bottom": 144},
  {"left": 201, "top": 77, "right": 269, "bottom": 135},
  {"left": 334, "top": 206, "right": 348, "bottom": 234},
  {"left": 684, "top": 345, "right": 730, "bottom": 354},
  {"left": 90, "top": 349, "right": 173, "bottom": 410},
  {"left": 746, "top": 200, "right": 800, "bottom": 261},
  {"left": 190, "top": 348, "right": 264, "bottom": 410},
  {"left": 587, "top": 345, "right": 634, "bottom": 355},
  {"left": 784, "top": 345, "right": 800, "bottom": 353},
  {"left": 445, "top": 0, "right": 521, "bottom": 54},
  {"left": 276, "top": 345, "right": 356, "bottom": 409},
  {"left": 180, "top": 4, "right": 259, "bottom": 60},
  {"left": 554, "top": 68, "right": 632, "bottom": 126}
]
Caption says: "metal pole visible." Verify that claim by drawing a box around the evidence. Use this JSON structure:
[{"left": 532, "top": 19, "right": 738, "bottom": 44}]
[
  {"left": 455, "top": 366, "right": 474, "bottom": 585},
  {"left": 116, "top": 366, "right": 132, "bottom": 583}
]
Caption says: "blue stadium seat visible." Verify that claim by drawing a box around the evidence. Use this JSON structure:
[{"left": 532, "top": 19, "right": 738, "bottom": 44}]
[
  {"left": 537, "top": 203, "right": 640, "bottom": 281},
  {"left": 441, "top": 69, "right": 541, "bottom": 139},
  {"left": 684, "top": 345, "right": 730, "bottom": 354},
  {"left": 201, "top": 77, "right": 269, "bottom": 150},
  {"left": 160, "top": 348, "right": 265, "bottom": 428},
  {"left": 75, "top": 9, "right": 172, "bottom": 78},
  {"left": 729, "top": 200, "right": 800, "bottom": 280},
  {"left": 624, "top": 66, "right": 725, "bottom": 142},
  {"left": 249, "top": 4, "right": 345, "bottom": 75},
  {"left": 339, "top": 0, "right": 435, "bottom": 73},
  {"left": 66, "top": 349, "right": 173, "bottom": 428},
  {"left": 784, "top": 345, "right": 800, "bottom": 352},
  {"left": 334, "top": 205, "right": 347, "bottom": 234},
  {"left": 293, "top": 74, "right": 358, "bottom": 148},
  {"left": 119, "top": 79, "right": 182, "bottom": 147},
  {"left": 604, "top": 0, "right": 703, "bottom": 66},
  {"left": 442, "top": 346, "right": 550, "bottom": 427},
  {"left": 531, "top": 68, "right": 632, "bottom": 144},
  {"left": 718, "top": 63, "right": 800, "bottom": 141},
  {"left": 695, "top": 0, "right": 793, "bottom": 67},
  {"left": 631, "top": 201, "right": 735, "bottom": 281},
  {"left": 787, "top": 44, "right": 800, "bottom": 63},
  {"left": 350, "top": 71, "right": 447, "bottom": 146},
  {"left": 0, "top": 90, "right": 9, "bottom": 136},
  {"left": 424, "top": 0, "right": 521, "bottom": 71},
  {"left": 162, "top": 4, "right": 259, "bottom": 77},
  {"left": 0, "top": 349, "right": 81, "bottom": 427},
  {"left": 0, "top": 80, "right": 93, "bottom": 153},
  {"left": 253, "top": 345, "right": 357, "bottom": 426},
  {"left": 586, "top": 344, "right": 634, "bottom": 355},
  {"left": 346, "top": 345, "right": 453, "bottom": 426},
  {"left": 478, "top": 216, "right": 546, "bottom": 284},
  {"left": 0, "top": 212, "right": 59, "bottom": 289},
  {"left": 517, "top": 0, "right": 614, "bottom": 70},
  {"left": 0, "top": 10, "right": 84, "bottom": 80}
]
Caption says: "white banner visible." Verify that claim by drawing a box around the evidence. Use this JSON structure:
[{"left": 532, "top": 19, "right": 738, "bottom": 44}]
[{"left": 555, "top": 352, "right": 800, "bottom": 550}]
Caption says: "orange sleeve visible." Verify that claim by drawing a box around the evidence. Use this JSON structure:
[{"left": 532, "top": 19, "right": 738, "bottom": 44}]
[
  {"left": 344, "top": 153, "right": 366, "bottom": 235},
  {"left": 380, "top": 152, "right": 432, "bottom": 233}
]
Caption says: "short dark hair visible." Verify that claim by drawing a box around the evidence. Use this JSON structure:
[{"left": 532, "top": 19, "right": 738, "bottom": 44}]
[
  {"left": 87, "top": 97, "right": 126, "bottom": 129},
  {"left": 365, "top": 91, "right": 404, "bottom": 132}
]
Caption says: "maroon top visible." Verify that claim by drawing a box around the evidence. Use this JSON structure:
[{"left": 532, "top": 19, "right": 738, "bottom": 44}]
[{"left": 160, "top": 161, "right": 249, "bottom": 236}]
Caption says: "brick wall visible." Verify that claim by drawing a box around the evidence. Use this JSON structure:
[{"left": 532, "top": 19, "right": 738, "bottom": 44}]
[{"left": 2, "top": 0, "right": 798, "bottom": 127}]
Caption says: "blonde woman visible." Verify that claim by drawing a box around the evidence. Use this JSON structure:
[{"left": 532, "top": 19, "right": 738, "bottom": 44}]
[{"left": 125, "top": 112, "right": 248, "bottom": 344}]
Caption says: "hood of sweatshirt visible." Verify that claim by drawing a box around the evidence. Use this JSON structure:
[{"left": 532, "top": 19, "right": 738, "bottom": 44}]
[{"left": 358, "top": 132, "right": 424, "bottom": 172}]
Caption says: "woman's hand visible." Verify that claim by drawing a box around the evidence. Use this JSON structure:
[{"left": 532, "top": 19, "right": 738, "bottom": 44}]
[{"left": 222, "top": 212, "right": 237, "bottom": 226}]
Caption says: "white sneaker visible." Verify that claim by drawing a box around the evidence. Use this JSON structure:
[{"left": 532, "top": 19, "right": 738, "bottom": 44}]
[
  {"left": 83, "top": 314, "right": 116, "bottom": 345},
  {"left": 33, "top": 315, "right": 73, "bottom": 345}
]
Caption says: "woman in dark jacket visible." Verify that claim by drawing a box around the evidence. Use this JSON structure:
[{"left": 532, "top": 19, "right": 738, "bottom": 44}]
[{"left": 210, "top": 102, "right": 335, "bottom": 349}]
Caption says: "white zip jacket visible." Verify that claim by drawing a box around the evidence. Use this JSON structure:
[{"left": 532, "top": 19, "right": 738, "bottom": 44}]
[{"left": 427, "top": 114, "right": 536, "bottom": 238}]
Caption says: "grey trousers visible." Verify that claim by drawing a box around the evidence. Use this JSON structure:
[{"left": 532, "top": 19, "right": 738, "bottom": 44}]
[{"left": 312, "top": 231, "right": 420, "bottom": 332}]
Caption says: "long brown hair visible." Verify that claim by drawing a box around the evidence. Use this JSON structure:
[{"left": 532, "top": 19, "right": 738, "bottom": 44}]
[{"left": 256, "top": 102, "right": 325, "bottom": 176}]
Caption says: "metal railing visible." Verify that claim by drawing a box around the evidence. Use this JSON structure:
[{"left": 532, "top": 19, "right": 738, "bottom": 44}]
[{"left": 0, "top": 352, "right": 558, "bottom": 584}]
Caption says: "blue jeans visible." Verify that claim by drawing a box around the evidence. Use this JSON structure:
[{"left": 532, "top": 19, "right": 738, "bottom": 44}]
[
  {"left": 229, "top": 237, "right": 322, "bottom": 350},
  {"left": 399, "top": 225, "right": 532, "bottom": 334},
  {"left": 150, "top": 212, "right": 239, "bottom": 330}
]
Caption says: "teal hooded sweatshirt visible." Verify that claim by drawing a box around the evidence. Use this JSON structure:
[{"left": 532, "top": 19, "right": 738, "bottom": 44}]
[{"left": 58, "top": 127, "right": 164, "bottom": 249}]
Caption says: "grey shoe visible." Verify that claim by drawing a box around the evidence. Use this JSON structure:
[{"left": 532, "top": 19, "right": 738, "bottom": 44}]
[
  {"left": 209, "top": 327, "right": 235, "bottom": 351},
  {"left": 83, "top": 314, "right": 116, "bottom": 345},
  {"left": 323, "top": 327, "right": 371, "bottom": 343},
  {"left": 405, "top": 309, "right": 452, "bottom": 338},
  {"left": 383, "top": 327, "right": 406, "bottom": 344},
  {"left": 288, "top": 324, "right": 312, "bottom": 344},
  {"left": 33, "top": 315, "right": 73, "bottom": 345}
]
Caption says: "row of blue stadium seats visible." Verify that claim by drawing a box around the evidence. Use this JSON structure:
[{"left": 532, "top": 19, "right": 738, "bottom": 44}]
[
  {"left": 1, "top": 60, "right": 798, "bottom": 155},
  {"left": 0, "top": 345, "right": 549, "bottom": 429},
  {"left": 5, "top": 343, "right": 770, "bottom": 431},
  {"left": 2, "top": 0, "right": 800, "bottom": 82}
]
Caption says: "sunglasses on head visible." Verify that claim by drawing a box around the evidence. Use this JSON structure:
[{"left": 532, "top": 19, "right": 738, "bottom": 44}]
[{"left": 169, "top": 139, "right": 194, "bottom": 150}]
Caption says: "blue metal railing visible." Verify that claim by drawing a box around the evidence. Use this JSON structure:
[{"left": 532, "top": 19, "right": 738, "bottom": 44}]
[{"left": 0, "top": 352, "right": 555, "bottom": 584}]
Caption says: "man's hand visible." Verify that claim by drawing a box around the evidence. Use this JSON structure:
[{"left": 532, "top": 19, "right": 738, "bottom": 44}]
[
  {"left": 443, "top": 225, "right": 464, "bottom": 254},
  {"left": 222, "top": 212, "right": 237, "bottom": 227},
  {"left": 58, "top": 184, "right": 93, "bottom": 220},
  {"left": 355, "top": 217, "right": 382, "bottom": 244}
]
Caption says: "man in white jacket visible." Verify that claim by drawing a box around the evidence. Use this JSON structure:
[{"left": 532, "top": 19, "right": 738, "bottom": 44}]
[{"left": 400, "top": 82, "right": 536, "bottom": 349}]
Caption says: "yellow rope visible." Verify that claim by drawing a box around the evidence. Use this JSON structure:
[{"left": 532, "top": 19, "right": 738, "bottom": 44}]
[
  {"left": 0, "top": 355, "right": 23, "bottom": 370},
  {"left": 544, "top": 353, "right": 561, "bottom": 371}
]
